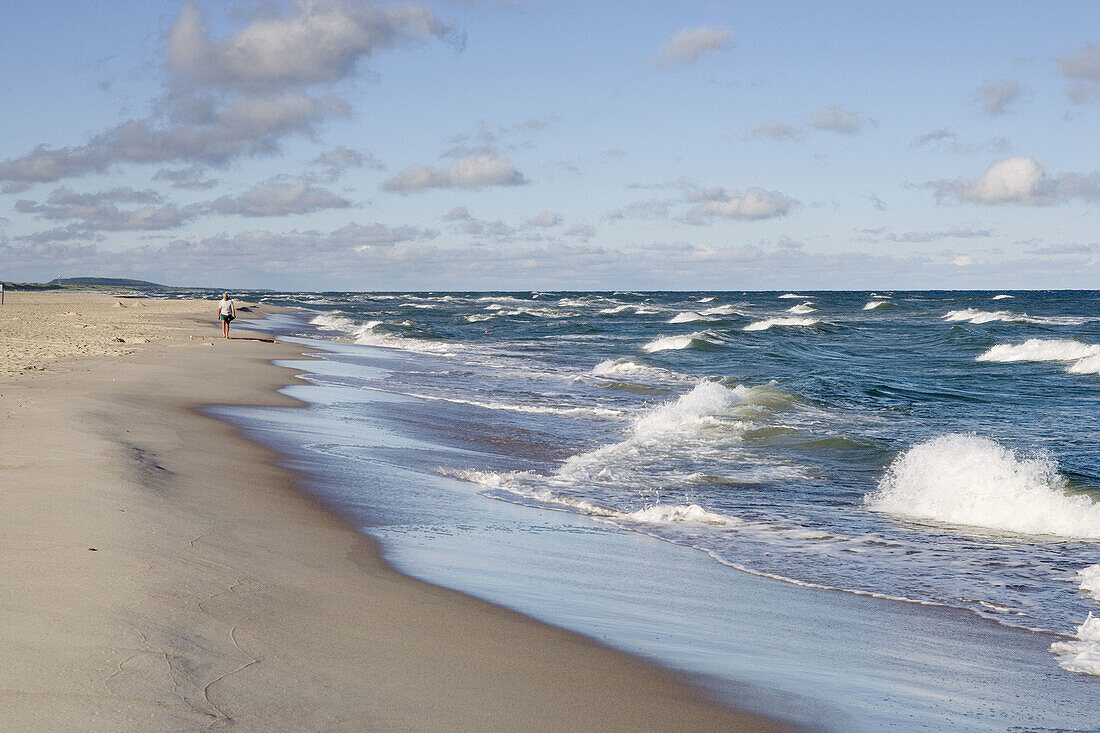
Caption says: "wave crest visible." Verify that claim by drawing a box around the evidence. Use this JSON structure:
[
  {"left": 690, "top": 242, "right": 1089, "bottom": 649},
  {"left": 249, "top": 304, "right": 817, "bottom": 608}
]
[{"left": 866, "top": 434, "right": 1100, "bottom": 538}]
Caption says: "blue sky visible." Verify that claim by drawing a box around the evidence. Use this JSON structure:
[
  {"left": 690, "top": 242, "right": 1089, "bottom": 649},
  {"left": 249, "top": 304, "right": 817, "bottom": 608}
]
[{"left": 0, "top": 0, "right": 1097, "bottom": 290}]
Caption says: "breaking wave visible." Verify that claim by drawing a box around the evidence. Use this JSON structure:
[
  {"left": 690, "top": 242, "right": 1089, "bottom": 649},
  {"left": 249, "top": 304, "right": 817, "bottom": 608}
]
[
  {"left": 945, "top": 309, "right": 1086, "bottom": 326},
  {"left": 744, "top": 317, "right": 822, "bottom": 331},
  {"left": 866, "top": 434, "right": 1100, "bottom": 538},
  {"left": 977, "top": 339, "right": 1100, "bottom": 376},
  {"left": 642, "top": 331, "right": 720, "bottom": 352}
]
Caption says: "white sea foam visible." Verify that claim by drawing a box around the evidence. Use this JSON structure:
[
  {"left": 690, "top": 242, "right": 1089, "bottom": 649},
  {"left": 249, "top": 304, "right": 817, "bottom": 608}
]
[
  {"left": 698, "top": 297, "right": 715, "bottom": 303},
  {"left": 311, "top": 313, "right": 453, "bottom": 354},
  {"left": 1050, "top": 613, "right": 1100, "bottom": 676},
  {"left": 866, "top": 434, "right": 1100, "bottom": 538},
  {"left": 992, "top": 294, "right": 1015, "bottom": 300},
  {"left": 389, "top": 390, "right": 625, "bottom": 418},
  {"left": 642, "top": 331, "right": 717, "bottom": 352},
  {"left": 618, "top": 503, "right": 735, "bottom": 525},
  {"left": 699, "top": 304, "right": 739, "bottom": 316},
  {"left": 591, "top": 358, "right": 690, "bottom": 382},
  {"left": 978, "top": 339, "right": 1100, "bottom": 363},
  {"left": 787, "top": 303, "right": 816, "bottom": 314},
  {"left": 744, "top": 316, "right": 822, "bottom": 331},
  {"left": 465, "top": 314, "right": 495, "bottom": 323},
  {"left": 778, "top": 293, "right": 809, "bottom": 299},
  {"left": 599, "top": 304, "right": 635, "bottom": 314},
  {"left": 668, "top": 311, "right": 710, "bottom": 323},
  {"left": 863, "top": 300, "right": 892, "bottom": 310},
  {"left": 1078, "top": 565, "right": 1100, "bottom": 602},
  {"left": 945, "top": 308, "right": 1086, "bottom": 326},
  {"left": 977, "top": 339, "right": 1100, "bottom": 376}
]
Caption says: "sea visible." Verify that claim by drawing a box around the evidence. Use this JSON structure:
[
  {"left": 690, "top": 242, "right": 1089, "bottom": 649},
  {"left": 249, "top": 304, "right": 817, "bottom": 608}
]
[{"left": 190, "top": 289, "right": 1100, "bottom": 730}]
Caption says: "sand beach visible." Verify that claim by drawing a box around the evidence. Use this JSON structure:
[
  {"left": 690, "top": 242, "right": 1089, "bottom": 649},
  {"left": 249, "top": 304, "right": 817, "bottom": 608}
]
[{"left": 0, "top": 291, "right": 784, "bottom": 731}]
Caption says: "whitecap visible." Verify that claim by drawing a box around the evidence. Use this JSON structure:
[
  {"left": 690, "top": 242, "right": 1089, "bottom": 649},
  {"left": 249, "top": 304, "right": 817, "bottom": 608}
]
[
  {"left": 787, "top": 303, "right": 816, "bottom": 315},
  {"left": 642, "top": 332, "right": 717, "bottom": 352},
  {"left": 977, "top": 339, "right": 1100, "bottom": 376},
  {"left": 945, "top": 308, "right": 1085, "bottom": 326},
  {"left": 992, "top": 294, "right": 1015, "bottom": 300},
  {"left": 744, "top": 317, "right": 822, "bottom": 331},
  {"left": 698, "top": 297, "right": 715, "bottom": 303},
  {"left": 1078, "top": 565, "right": 1100, "bottom": 602},
  {"left": 668, "top": 311, "right": 711, "bottom": 323},
  {"left": 1050, "top": 613, "right": 1100, "bottom": 676},
  {"left": 699, "top": 304, "right": 739, "bottom": 316},
  {"left": 863, "top": 300, "right": 892, "bottom": 310},
  {"left": 866, "top": 434, "right": 1100, "bottom": 538},
  {"left": 618, "top": 503, "right": 735, "bottom": 525},
  {"left": 778, "top": 293, "right": 809, "bottom": 299}
]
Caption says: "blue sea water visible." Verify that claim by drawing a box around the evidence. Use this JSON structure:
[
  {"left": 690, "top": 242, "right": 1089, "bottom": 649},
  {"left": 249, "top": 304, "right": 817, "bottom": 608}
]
[{"left": 213, "top": 290, "right": 1100, "bottom": 729}]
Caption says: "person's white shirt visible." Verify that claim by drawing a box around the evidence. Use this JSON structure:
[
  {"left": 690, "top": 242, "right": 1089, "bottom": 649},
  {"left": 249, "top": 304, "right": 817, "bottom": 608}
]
[{"left": 219, "top": 299, "right": 235, "bottom": 316}]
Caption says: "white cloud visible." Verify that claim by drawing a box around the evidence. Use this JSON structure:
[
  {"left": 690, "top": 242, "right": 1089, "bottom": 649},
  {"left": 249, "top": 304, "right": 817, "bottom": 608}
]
[
  {"left": 971, "top": 79, "right": 1024, "bottom": 115},
  {"left": 687, "top": 187, "right": 797, "bottom": 221},
  {"left": 0, "top": 2, "right": 449, "bottom": 186},
  {"left": 153, "top": 165, "right": 219, "bottom": 190},
  {"left": 943, "top": 156, "right": 1055, "bottom": 205},
  {"left": 933, "top": 156, "right": 1100, "bottom": 206},
  {"left": 526, "top": 211, "right": 562, "bottom": 228},
  {"left": 809, "top": 105, "right": 874, "bottom": 134},
  {"left": 748, "top": 121, "right": 800, "bottom": 140},
  {"left": 167, "top": 1, "right": 458, "bottom": 91},
  {"left": 1059, "top": 44, "right": 1100, "bottom": 103},
  {"left": 210, "top": 180, "right": 352, "bottom": 217},
  {"left": 309, "top": 145, "right": 384, "bottom": 182},
  {"left": 15, "top": 187, "right": 197, "bottom": 232},
  {"left": 383, "top": 154, "right": 525, "bottom": 192},
  {"left": 653, "top": 26, "right": 731, "bottom": 67}
]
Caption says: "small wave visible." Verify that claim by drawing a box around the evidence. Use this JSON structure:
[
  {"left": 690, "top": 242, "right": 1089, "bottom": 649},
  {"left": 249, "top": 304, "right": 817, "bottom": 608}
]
[
  {"left": 664, "top": 310, "right": 708, "bottom": 321},
  {"left": 787, "top": 303, "right": 816, "bottom": 315},
  {"left": 642, "top": 331, "right": 718, "bottom": 352},
  {"left": 465, "top": 314, "right": 495, "bottom": 323},
  {"left": 699, "top": 304, "right": 739, "bottom": 316},
  {"left": 992, "top": 294, "right": 1015, "bottom": 300},
  {"left": 617, "top": 503, "right": 735, "bottom": 525},
  {"left": 778, "top": 293, "right": 809, "bottom": 299},
  {"left": 1079, "top": 565, "right": 1100, "bottom": 602},
  {"left": 698, "top": 297, "right": 715, "bottom": 303},
  {"left": 866, "top": 434, "right": 1100, "bottom": 538},
  {"left": 591, "top": 358, "right": 690, "bottom": 383},
  {"left": 744, "top": 317, "right": 822, "bottom": 331},
  {"left": 863, "top": 300, "right": 893, "bottom": 310},
  {"left": 945, "top": 308, "right": 1085, "bottom": 326},
  {"left": 977, "top": 339, "right": 1100, "bottom": 376},
  {"left": 1050, "top": 614, "right": 1100, "bottom": 676},
  {"left": 387, "top": 390, "right": 624, "bottom": 418}
]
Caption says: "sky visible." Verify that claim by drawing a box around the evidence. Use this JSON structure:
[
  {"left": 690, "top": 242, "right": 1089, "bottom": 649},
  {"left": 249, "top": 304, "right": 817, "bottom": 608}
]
[{"left": 0, "top": 0, "right": 1097, "bottom": 291}]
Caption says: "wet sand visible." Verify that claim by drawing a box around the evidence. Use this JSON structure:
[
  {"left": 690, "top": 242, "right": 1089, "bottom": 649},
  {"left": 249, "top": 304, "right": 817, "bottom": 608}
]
[{"left": 0, "top": 292, "right": 787, "bottom": 731}]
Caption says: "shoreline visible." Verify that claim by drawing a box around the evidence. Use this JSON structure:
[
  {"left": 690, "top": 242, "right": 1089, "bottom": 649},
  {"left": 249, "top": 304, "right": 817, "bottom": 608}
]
[{"left": 0, "top": 292, "right": 787, "bottom": 731}]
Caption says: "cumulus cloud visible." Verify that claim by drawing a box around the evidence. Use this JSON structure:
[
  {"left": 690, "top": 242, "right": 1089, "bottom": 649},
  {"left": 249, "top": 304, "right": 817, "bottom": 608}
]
[
  {"left": 153, "top": 165, "right": 220, "bottom": 190},
  {"left": 0, "top": 2, "right": 451, "bottom": 186},
  {"left": 653, "top": 25, "right": 731, "bottom": 67},
  {"left": 383, "top": 154, "right": 525, "bottom": 192},
  {"left": 971, "top": 79, "right": 1024, "bottom": 115},
  {"left": 687, "top": 187, "right": 797, "bottom": 221},
  {"left": 15, "top": 186, "right": 198, "bottom": 231},
  {"left": 309, "top": 145, "right": 384, "bottom": 182},
  {"left": 209, "top": 179, "right": 352, "bottom": 217},
  {"left": 167, "top": 1, "right": 459, "bottom": 91},
  {"left": 444, "top": 206, "right": 470, "bottom": 220},
  {"left": 809, "top": 105, "right": 874, "bottom": 134},
  {"left": 932, "top": 156, "right": 1100, "bottom": 205},
  {"left": 747, "top": 121, "right": 800, "bottom": 141},
  {"left": 1058, "top": 43, "right": 1100, "bottom": 103},
  {"left": 604, "top": 200, "right": 671, "bottom": 220},
  {"left": 911, "top": 128, "right": 1010, "bottom": 155},
  {"left": 526, "top": 211, "right": 562, "bottom": 228}
]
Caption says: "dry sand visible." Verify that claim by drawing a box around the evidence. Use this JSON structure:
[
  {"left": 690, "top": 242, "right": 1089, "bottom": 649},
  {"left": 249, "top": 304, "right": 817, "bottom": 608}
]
[{"left": 0, "top": 292, "right": 789, "bottom": 731}]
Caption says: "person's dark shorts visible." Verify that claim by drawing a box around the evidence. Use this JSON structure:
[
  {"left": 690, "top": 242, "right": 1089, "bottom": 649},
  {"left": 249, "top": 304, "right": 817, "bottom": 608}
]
[{"left": 221, "top": 314, "right": 234, "bottom": 322}]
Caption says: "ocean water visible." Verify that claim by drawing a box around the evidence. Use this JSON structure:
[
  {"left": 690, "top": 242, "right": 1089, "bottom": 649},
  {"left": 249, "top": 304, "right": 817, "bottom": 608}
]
[{"left": 217, "top": 290, "right": 1100, "bottom": 728}]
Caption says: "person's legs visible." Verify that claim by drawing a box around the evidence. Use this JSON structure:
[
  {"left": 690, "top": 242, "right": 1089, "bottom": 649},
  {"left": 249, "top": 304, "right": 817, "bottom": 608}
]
[{"left": 222, "top": 316, "right": 230, "bottom": 338}]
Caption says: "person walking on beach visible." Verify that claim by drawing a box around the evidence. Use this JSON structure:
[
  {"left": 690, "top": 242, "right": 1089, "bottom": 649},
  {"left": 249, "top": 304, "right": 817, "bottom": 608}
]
[{"left": 217, "top": 292, "right": 236, "bottom": 338}]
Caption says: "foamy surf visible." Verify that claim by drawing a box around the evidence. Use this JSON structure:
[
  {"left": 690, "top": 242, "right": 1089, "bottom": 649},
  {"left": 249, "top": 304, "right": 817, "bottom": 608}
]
[
  {"left": 1050, "top": 614, "right": 1100, "bottom": 676},
  {"left": 863, "top": 300, "right": 893, "bottom": 310},
  {"left": 866, "top": 434, "right": 1100, "bottom": 538},
  {"left": 642, "top": 332, "right": 719, "bottom": 352},
  {"left": 778, "top": 293, "right": 809, "bottom": 299},
  {"left": 744, "top": 317, "right": 822, "bottom": 331},
  {"left": 977, "top": 339, "right": 1100, "bottom": 377},
  {"left": 945, "top": 309, "right": 1086, "bottom": 326},
  {"left": 787, "top": 303, "right": 816, "bottom": 314}
]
